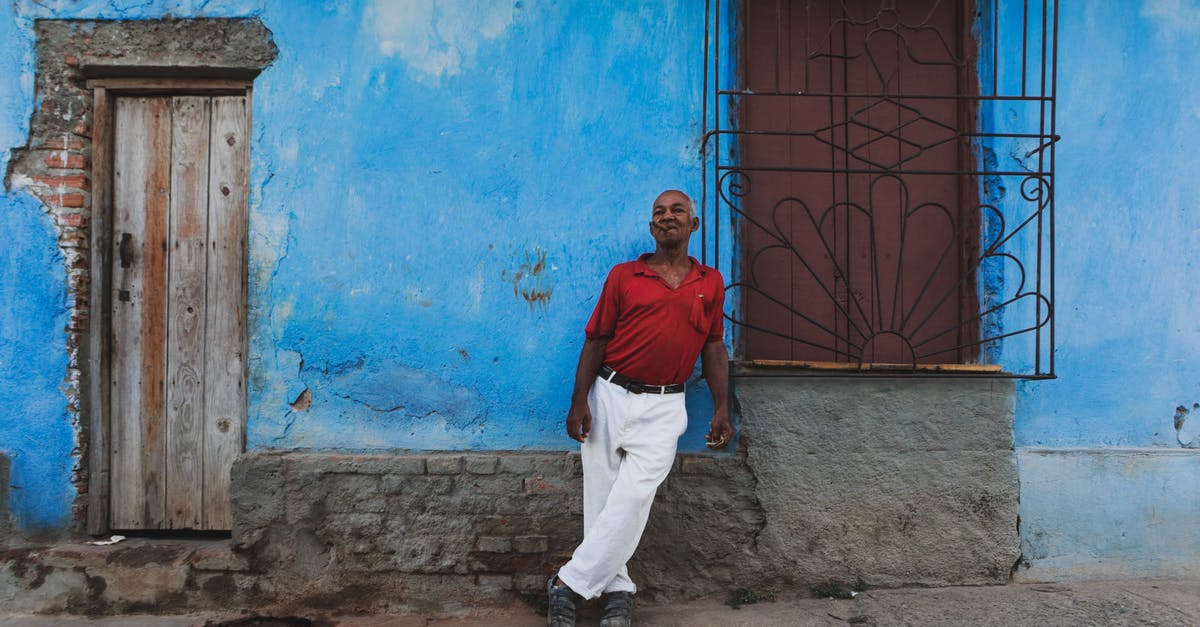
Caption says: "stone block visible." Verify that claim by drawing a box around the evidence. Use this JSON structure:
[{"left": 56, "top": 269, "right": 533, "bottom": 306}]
[
  {"left": 512, "top": 535, "right": 549, "bottom": 554},
  {"left": 464, "top": 456, "right": 499, "bottom": 475},
  {"left": 426, "top": 455, "right": 463, "bottom": 475},
  {"left": 523, "top": 475, "right": 571, "bottom": 494},
  {"left": 391, "top": 457, "right": 428, "bottom": 475},
  {"left": 425, "top": 476, "right": 455, "bottom": 494},
  {"left": 382, "top": 473, "right": 418, "bottom": 494},
  {"left": 476, "top": 536, "right": 512, "bottom": 553},
  {"left": 475, "top": 574, "right": 512, "bottom": 593},
  {"left": 497, "top": 455, "right": 537, "bottom": 475},
  {"left": 514, "top": 574, "right": 547, "bottom": 592},
  {"left": 461, "top": 476, "right": 521, "bottom": 496}
]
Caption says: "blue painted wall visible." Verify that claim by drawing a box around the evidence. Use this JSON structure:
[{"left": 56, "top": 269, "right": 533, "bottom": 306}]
[
  {"left": 1013, "top": 1, "right": 1200, "bottom": 449},
  {"left": 241, "top": 0, "right": 714, "bottom": 451},
  {"left": 0, "top": 189, "right": 72, "bottom": 530},
  {"left": 1, "top": 0, "right": 723, "bottom": 529},
  {"left": 1, "top": 5, "right": 73, "bottom": 532},
  {"left": 986, "top": 0, "right": 1200, "bottom": 579},
  {"left": 4, "top": 1, "right": 1196, "bottom": 574}
]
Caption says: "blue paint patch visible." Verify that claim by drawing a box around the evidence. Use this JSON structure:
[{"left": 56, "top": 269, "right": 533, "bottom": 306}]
[{"left": 0, "top": 191, "right": 72, "bottom": 530}]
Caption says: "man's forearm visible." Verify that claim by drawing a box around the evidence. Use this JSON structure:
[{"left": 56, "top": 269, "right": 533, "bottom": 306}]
[
  {"left": 572, "top": 338, "right": 608, "bottom": 402},
  {"left": 701, "top": 339, "right": 729, "bottom": 412}
]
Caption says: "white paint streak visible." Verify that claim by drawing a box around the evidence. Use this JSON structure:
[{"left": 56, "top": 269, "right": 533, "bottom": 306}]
[
  {"left": 1142, "top": 0, "right": 1200, "bottom": 32},
  {"left": 366, "top": 0, "right": 514, "bottom": 81}
]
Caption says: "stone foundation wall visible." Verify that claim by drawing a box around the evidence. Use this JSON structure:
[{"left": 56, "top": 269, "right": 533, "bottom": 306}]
[
  {"left": 224, "top": 380, "right": 1018, "bottom": 612},
  {"left": 231, "top": 451, "right": 763, "bottom": 613}
]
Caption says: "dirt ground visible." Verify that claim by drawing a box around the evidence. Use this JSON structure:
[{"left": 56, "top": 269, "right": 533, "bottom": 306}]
[{"left": 2, "top": 579, "right": 1197, "bottom": 626}]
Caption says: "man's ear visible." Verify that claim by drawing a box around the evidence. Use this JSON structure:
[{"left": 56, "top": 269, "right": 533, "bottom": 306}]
[{"left": 690, "top": 216, "right": 700, "bottom": 232}]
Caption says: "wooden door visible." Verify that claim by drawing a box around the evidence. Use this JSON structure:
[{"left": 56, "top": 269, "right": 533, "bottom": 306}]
[{"left": 109, "top": 94, "right": 248, "bottom": 530}]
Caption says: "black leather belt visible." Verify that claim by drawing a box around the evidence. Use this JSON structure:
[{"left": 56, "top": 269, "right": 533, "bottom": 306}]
[{"left": 599, "top": 365, "right": 685, "bottom": 394}]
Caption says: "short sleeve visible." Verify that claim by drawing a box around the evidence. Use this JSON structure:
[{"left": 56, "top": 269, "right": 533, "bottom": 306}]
[
  {"left": 706, "top": 272, "right": 726, "bottom": 342},
  {"left": 585, "top": 267, "right": 622, "bottom": 340}
]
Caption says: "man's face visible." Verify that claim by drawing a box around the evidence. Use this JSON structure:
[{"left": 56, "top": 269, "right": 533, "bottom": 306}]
[{"left": 649, "top": 190, "right": 699, "bottom": 246}]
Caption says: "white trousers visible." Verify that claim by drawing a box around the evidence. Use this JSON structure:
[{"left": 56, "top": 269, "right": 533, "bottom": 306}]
[{"left": 556, "top": 376, "right": 688, "bottom": 600}]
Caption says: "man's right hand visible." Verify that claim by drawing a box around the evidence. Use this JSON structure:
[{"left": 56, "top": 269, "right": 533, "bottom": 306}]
[{"left": 566, "top": 400, "right": 592, "bottom": 443}]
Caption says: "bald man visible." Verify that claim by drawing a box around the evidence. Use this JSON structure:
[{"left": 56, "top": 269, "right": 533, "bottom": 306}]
[{"left": 547, "top": 190, "right": 731, "bottom": 627}]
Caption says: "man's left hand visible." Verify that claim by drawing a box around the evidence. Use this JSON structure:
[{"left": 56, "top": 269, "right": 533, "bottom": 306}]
[{"left": 706, "top": 412, "right": 733, "bottom": 450}]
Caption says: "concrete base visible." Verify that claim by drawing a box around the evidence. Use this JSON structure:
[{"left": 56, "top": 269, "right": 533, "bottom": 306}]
[
  {"left": 1016, "top": 447, "right": 1200, "bottom": 581},
  {"left": 0, "top": 539, "right": 249, "bottom": 614},
  {"left": 738, "top": 377, "right": 1020, "bottom": 587}
]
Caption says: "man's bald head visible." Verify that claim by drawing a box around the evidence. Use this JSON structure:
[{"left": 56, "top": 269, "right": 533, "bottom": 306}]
[{"left": 653, "top": 189, "right": 695, "bottom": 217}]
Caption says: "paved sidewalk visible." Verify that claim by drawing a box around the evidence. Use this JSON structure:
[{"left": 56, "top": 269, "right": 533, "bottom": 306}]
[{"left": 1, "top": 579, "right": 1197, "bottom": 626}]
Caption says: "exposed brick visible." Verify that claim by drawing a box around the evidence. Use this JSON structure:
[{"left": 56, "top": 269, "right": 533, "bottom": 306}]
[
  {"left": 464, "top": 456, "right": 499, "bottom": 475},
  {"left": 39, "top": 137, "right": 85, "bottom": 151},
  {"left": 39, "top": 193, "right": 87, "bottom": 209},
  {"left": 54, "top": 211, "right": 88, "bottom": 226},
  {"left": 426, "top": 455, "right": 463, "bottom": 475},
  {"left": 44, "top": 153, "right": 87, "bottom": 169},
  {"left": 476, "top": 536, "right": 511, "bottom": 553},
  {"left": 72, "top": 121, "right": 92, "bottom": 138},
  {"left": 64, "top": 53, "right": 79, "bottom": 67},
  {"left": 31, "top": 173, "right": 89, "bottom": 189},
  {"left": 512, "top": 535, "right": 548, "bottom": 554}
]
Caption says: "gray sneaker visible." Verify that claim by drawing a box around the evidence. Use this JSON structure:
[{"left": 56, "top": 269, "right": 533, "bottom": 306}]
[
  {"left": 547, "top": 577, "right": 579, "bottom": 627},
  {"left": 600, "top": 590, "right": 634, "bottom": 627}
]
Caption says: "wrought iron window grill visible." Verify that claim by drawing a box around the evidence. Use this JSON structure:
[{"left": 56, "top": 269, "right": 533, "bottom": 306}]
[{"left": 700, "top": 0, "right": 1057, "bottom": 378}]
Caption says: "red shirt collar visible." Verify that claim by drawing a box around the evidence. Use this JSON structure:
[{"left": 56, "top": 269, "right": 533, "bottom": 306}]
[{"left": 632, "top": 253, "right": 707, "bottom": 285}]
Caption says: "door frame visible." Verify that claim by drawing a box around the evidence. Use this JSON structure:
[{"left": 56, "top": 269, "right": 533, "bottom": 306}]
[{"left": 85, "top": 77, "right": 252, "bottom": 534}]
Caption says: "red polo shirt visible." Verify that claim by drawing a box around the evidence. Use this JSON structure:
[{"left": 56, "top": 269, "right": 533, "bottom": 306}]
[{"left": 585, "top": 254, "right": 725, "bottom": 386}]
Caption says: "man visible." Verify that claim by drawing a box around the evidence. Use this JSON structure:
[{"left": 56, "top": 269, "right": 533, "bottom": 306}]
[{"left": 547, "top": 189, "right": 732, "bottom": 627}]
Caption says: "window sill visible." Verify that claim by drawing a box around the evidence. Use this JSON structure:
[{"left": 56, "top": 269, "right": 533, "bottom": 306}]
[{"left": 731, "top": 360, "right": 1051, "bottom": 379}]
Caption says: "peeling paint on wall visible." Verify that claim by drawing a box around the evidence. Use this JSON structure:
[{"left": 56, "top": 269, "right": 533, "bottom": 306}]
[
  {"left": 508, "top": 248, "right": 554, "bottom": 307},
  {"left": 1172, "top": 404, "right": 1200, "bottom": 448}
]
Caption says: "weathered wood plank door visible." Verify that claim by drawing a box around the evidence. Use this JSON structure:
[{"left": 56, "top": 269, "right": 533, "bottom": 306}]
[{"left": 109, "top": 94, "right": 248, "bottom": 530}]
